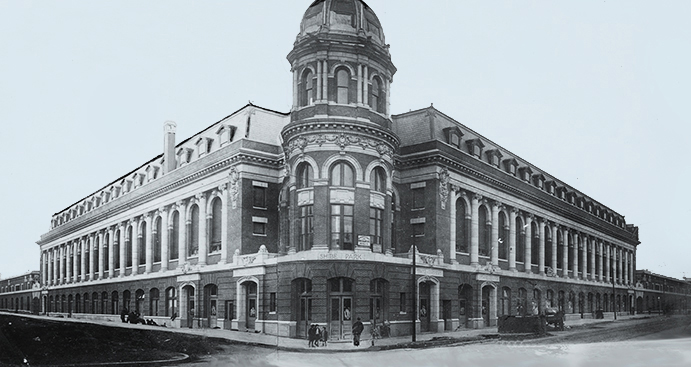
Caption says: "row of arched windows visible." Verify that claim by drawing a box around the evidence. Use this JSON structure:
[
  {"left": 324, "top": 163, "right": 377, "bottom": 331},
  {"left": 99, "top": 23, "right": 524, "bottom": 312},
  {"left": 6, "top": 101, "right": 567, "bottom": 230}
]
[
  {"left": 45, "top": 287, "right": 178, "bottom": 317},
  {"left": 299, "top": 66, "right": 387, "bottom": 114}
]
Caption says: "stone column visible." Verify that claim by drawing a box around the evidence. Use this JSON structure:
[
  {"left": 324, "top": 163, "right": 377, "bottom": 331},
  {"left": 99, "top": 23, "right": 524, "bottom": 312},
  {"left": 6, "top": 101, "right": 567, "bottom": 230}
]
[
  {"left": 131, "top": 218, "right": 139, "bottom": 276},
  {"left": 197, "top": 193, "right": 208, "bottom": 266},
  {"left": 322, "top": 60, "right": 328, "bottom": 101},
  {"left": 509, "top": 208, "right": 517, "bottom": 271},
  {"left": 623, "top": 249, "right": 628, "bottom": 286},
  {"left": 589, "top": 237, "right": 596, "bottom": 281},
  {"left": 161, "top": 207, "right": 169, "bottom": 272},
  {"left": 363, "top": 65, "right": 369, "bottom": 106},
  {"left": 80, "top": 238, "right": 87, "bottom": 282},
  {"left": 42, "top": 251, "right": 47, "bottom": 286},
  {"left": 72, "top": 242, "right": 78, "bottom": 283},
  {"left": 316, "top": 60, "right": 323, "bottom": 101},
  {"left": 107, "top": 227, "right": 115, "bottom": 278},
  {"left": 562, "top": 227, "right": 569, "bottom": 278},
  {"left": 178, "top": 201, "right": 187, "bottom": 263},
  {"left": 538, "top": 218, "right": 545, "bottom": 275},
  {"left": 597, "top": 240, "right": 604, "bottom": 282},
  {"left": 551, "top": 225, "right": 558, "bottom": 273},
  {"left": 572, "top": 232, "right": 579, "bottom": 279},
  {"left": 119, "top": 222, "right": 126, "bottom": 277},
  {"left": 65, "top": 245, "right": 72, "bottom": 283},
  {"left": 145, "top": 213, "right": 153, "bottom": 274},
  {"left": 292, "top": 68, "right": 298, "bottom": 109},
  {"left": 618, "top": 247, "right": 623, "bottom": 285},
  {"left": 470, "top": 194, "right": 480, "bottom": 266},
  {"left": 491, "top": 202, "right": 499, "bottom": 266},
  {"left": 98, "top": 231, "right": 105, "bottom": 280},
  {"left": 524, "top": 214, "right": 532, "bottom": 272},
  {"left": 581, "top": 233, "right": 587, "bottom": 280},
  {"left": 357, "top": 64, "right": 363, "bottom": 104},
  {"left": 57, "top": 245, "right": 62, "bottom": 284},
  {"left": 449, "top": 190, "right": 458, "bottom": 265},
  {"left": 51, "top": 248, "right": 56, "bottom": 285},
  {"left": 604, "top": 244, "right": 610, "bottom": 282},
  {"left": 89, "top": 233, "right": 96, "bottom": 281},
  {"left": 613, "top": 247, "right": 618, "bottom": 284},
  {"left": 630, "top": 250, "right": 635, "bottom": 285}
]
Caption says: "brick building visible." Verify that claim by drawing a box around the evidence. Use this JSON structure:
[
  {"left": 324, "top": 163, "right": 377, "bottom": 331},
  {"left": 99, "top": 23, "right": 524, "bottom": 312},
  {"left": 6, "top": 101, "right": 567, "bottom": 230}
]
[
  {"left": 0, "top": 271, "right": 41, "bottom": 314},
  {"left": 36, "top": 0, "right": 642, "bottom": 339}
]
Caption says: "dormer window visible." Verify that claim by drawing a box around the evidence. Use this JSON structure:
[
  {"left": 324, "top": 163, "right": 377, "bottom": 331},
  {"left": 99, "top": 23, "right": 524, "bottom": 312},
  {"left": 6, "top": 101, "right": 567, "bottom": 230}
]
[
  {"left": 196, "top": 137, "right": 212, "bottom": 156},
  {"left": 532, "top": 174, "right": 545, "bottom": 189},
  {"left": 465, "top": 138, "right": 485, "bottom": 158},
  {"left": 545, "top": 180, "right": 557, "bottom": 195},
  {"left": 216, "top": 125, "right": 237, "bottom": 146},
  {"left": 176, "top": 147, "right": 193, "bottom": 166},
  {"left": 443, "top": 127, "right": 464, "bottom": 149},
  {"left": 502, "top": 158, "right": 518, "bottom": 176},
  {"left": 485, "top": 149, "right": 503, "bottom": 168},
  {"left": 567, "top": 192, "right": 576, "bottom": 204},
  {"left": 145, "top": 165, "right": 160, "bottom": 182},
  {"left": 517, "top": 166, "right": 533, "bottom": 182},
  {"left": 556, "top": 187, "right": 567, "bottom": 200}
]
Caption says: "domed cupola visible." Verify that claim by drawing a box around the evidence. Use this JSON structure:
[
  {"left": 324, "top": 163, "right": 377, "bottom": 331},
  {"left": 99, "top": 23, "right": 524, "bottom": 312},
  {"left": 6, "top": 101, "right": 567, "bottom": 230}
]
[{"left": 286, "top": 0, "right": 397, "bottom": 129}]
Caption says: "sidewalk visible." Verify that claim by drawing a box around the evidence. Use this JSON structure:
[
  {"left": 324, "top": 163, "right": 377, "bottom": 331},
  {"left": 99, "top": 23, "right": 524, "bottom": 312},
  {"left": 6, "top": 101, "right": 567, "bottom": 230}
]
[{"left": 2, "top": 311, "right": 659, "bottom": 353}]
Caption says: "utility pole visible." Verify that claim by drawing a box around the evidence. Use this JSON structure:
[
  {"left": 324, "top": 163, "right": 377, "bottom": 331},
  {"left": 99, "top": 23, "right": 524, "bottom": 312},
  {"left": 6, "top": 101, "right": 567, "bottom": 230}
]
[{"left": 412, "top": 244, "right": 417, "bottom": 342}]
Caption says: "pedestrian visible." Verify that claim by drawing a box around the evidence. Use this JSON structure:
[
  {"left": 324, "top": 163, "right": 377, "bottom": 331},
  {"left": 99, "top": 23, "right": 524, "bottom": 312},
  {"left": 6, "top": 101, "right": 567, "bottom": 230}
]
[
  {"left": 120, "top": 307, "right": 128, "bottom": 323},
  {"left": 352, "top": 317, "right": 364, "bottom": 347},
  {"left": 308, "top": 324, "right": 316, "bottom": 347},
  {"left": 321, "top": 326, "right": 328, "bottom": 346},
  {"left": 314, "top": 325, "right": 321, "bottom": 347}
]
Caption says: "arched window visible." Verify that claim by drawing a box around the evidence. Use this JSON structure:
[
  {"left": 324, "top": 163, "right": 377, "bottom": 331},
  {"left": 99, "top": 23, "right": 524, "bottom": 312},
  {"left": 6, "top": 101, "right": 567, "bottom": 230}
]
[
  {"left": 170, "top": 211, "right": 179, "bottom": 260},
  {"left": 330, "top": 162, "right": 354, "bottom": 187},
  {"left": 455, "top": 199, "right": 469, "bottom": 253},
  {"left": 556, "top": 230, "right": 563, "bottom": 270},
  {"left": 123, "top": 290, "right": 131, "bottom": 311},
  {"left": 93, "top": 237, "right": 99, "bottom": 274},
  {"left": 331, "top": 204, "right": 354, "bottom": 250},
  {"left": 498, "top": 212, "right": 508, "bottom": 260},
  {"left": 126, "top": 226, "right": 133, "bottom": 267},
  {"left": 210, "top": 198, "right": 222, "bottom": 253},
  {"left": 297, "top": 162, "right": 314, "bottom": 189},
  {"left": 544, "top": 225, "right": 552, "bottom": 270},
  {"left": 478, "top": 206, "right": 490, "bottom": 257},
  {"left": 501, "top": 287, "right": 511, "bottom": 316},
  {"left": 154, "top": 217, "right": 162, "bottom": 263},
  {"left": 135, "top": 289, "right": 145, "bottom": 313},
  {"left": 83, "top": 293, "right": 89, "bottom": 314},
  {"left": 336, "top": 68, "right": 350, "bottom": 104},
  {"left": 92, "top": 292, "right": 99, "bottom": 314},
  {"left": 301, "top": 69, "right": 314, "bottom": 107},
  {"left": 111, "top": 291, "right": 119, "bottom": 315},
  {"left": 546, "top": 290, "right": 554, "bottom": 308},
  {"left": 75, "top": 294, "right": 80, "bottom": 313},
  {"left": 371, "top": 76, "right": 385, "bottom": 113},
  {"left": 518, "top": 288, "right": 527, "bottom": 316},
  {"left": 188, "top": 205, "right": 199, "bottom": 257},
  {"left": 114, "top": 230, "right": 121, "bottom": 269},
  {"left": 103, "top": 233, "right": 109, "bottom": 272},
  {"left": 138, "top": 221, "right": 146, "bottom": 265},
  {"left": 150, "top": 288, "right": 160, "bottom": 316},
  {"left": 370, "top": 167, "right": 386, "bottom": 193},
  {"left": 101, "top": 292, "right": 108, "bottom": 314},
  {"left": 515, "top": 217, "right": 525, "bottom": 263}
]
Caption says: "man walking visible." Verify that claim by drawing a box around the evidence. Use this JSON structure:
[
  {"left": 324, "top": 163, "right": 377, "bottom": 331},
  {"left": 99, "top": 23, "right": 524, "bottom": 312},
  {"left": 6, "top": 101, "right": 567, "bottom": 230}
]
[{"left": 352, "top": 317, "right": 364, "bottom": 346}]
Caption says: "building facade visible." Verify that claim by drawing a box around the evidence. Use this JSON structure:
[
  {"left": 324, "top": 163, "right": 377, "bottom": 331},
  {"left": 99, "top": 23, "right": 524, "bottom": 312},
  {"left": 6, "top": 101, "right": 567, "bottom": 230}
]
[
  {"left": 634, "top": 270, "right": 691, "bottom": 315},
  {"left": 0, "top": 271, "right": 41, "bottom": 314},
  {"left": 36, "top": 0, "right": 642, "bottom": 339}
]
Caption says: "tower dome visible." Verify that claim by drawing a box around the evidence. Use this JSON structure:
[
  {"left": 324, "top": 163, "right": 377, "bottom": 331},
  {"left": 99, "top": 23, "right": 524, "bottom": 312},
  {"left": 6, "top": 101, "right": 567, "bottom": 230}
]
[{"left": 299, "top": 0, "right": 386, "bottom": 46}]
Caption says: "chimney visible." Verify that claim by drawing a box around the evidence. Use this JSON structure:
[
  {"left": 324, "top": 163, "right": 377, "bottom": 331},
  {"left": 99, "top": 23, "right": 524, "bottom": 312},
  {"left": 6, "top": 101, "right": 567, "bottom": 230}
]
[{"left": 163, "top": 121, "right": 177, "bottom": 174}]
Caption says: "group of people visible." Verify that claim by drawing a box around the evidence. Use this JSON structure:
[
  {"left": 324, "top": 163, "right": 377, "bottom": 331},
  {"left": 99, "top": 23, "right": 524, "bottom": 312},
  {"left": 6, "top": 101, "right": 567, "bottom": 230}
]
[
  {"left": 119, "top": 308, "right": 164, "bottom": 327},
  {"left": 307, "top": 324, "right": 329, "bottom": 347}
]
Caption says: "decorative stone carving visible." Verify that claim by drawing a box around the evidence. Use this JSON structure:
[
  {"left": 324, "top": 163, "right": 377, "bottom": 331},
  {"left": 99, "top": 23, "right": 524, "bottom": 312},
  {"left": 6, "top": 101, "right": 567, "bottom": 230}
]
[
  {"left": 285, "top": 132, "right": 393, "bottom": 158},
  {"left": 229, "top": 167, "right": 239, "bottom": 209},
  {"left": 439, "top": 167, "right": 450, "bottom": 210}
]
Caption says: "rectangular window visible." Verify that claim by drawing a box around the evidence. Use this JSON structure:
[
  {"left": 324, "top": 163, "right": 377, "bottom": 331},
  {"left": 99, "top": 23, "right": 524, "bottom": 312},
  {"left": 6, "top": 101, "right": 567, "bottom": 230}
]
[
  {"left": 299, "top": 205, "right": 314, "bottom": 251},
  {"left": 400, "top": 292, "right": 406, "bottom": 313},
  {"left": 412, "top": 223, "right": 425, "bottom": 237},
  {"left": 331, "top": 204, "right": 354, "bottom": 250},
  {"left": 253, "top": 184, "right": 267, "bottom": 208},
  {"left": 269, "top": 293, "right": 276, "bottom": 313},
  {"left": 412, "top": 187, "right": 425, "bottom": 210},
  {"left": 253, "top": 222, "right": 266, "bottom": 236},
  {"left": 369, "top": 207, "right": 383, "bottom": 249}
]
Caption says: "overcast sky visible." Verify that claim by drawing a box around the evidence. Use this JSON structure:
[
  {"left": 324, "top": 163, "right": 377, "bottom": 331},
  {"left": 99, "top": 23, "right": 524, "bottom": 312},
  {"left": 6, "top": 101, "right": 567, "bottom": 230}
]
[{"left": 1, "top": 0, "right": 689, "bottom": 281}]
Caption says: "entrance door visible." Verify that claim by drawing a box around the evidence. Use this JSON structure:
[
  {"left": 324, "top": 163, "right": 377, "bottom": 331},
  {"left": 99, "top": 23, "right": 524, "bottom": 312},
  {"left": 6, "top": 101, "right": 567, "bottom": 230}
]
[
  {"left": 297, "top": 296, "right": 312, "bottom": 338},
  {"left": 419, "top": 282, "right": 430, "bottom": 332},
  {"left": 246, "top": 283, "right": 257, "bottom": 330},
  {"left": 329, "top": 296, "right": 352, "bottom": 340},
  {"left": 482, "top": 287, "right": 491, "bottom": 327},
  {"left": 443, "top": 300, "right": 452, "bottom": 330},
  {"left": 186, "top": 286, "right": 195, "bottom": 328}
]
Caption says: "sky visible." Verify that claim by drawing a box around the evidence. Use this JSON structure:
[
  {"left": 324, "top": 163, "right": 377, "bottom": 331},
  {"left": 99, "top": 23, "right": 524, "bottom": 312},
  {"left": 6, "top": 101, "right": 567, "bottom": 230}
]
[{"left": 1, "top": 0, "right": 690, "bottom": 280}]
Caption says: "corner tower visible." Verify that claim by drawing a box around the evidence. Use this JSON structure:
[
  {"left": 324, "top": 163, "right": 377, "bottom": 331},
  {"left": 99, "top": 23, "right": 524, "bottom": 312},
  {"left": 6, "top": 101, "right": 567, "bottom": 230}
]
[{"left": 282, "top": 0, "right": 399, "bottom": 254}]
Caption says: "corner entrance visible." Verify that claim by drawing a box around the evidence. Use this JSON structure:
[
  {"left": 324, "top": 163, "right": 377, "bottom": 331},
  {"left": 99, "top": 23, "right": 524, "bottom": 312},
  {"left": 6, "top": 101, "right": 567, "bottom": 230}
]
[{"left": 327, "top": 277, "right": 354, "bottom": 340}]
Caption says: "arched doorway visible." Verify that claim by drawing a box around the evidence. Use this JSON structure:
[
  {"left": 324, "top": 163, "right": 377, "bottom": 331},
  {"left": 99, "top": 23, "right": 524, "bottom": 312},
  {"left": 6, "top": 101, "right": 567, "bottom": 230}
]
[
  {"left": 293, "top": 278, "right": 312, "bottom": 338},
  {"left": 204, "top": 284, "right": 218, "bottom": 328},
  {"left": 181, "top": 285, "right": 196, "bottom": 328},
  {"left": 458, "top": 284, "right": 472, "bottom": 328},
  {"left": 636, "top": 296, "right": 643, "bottom": 314},
  {"left": 236, "top": 278, "right": 259, "bottom": 332},
  {"left": 328, "top": 277, "right": 354, "bottom": 339},
  {"left": 481, "top": 284, "right": 497, "bottom": 327},
  {"left": 419, "top": 281, "right": 431, "bottom": 331},
  {"left": 135, "top": 289, "right": 145, "bottom": 314}
]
